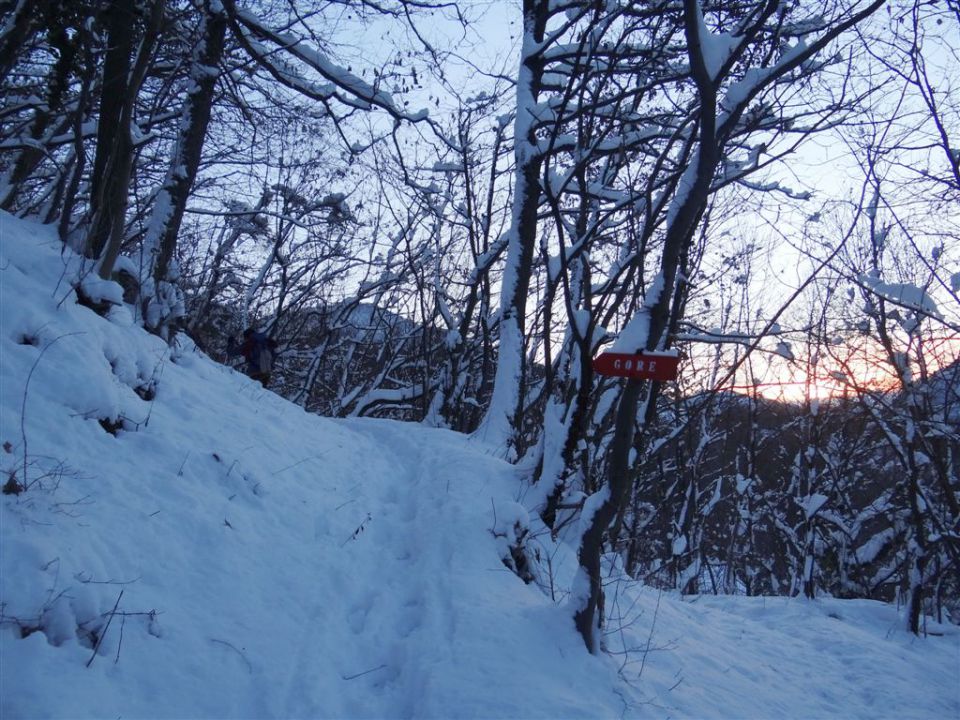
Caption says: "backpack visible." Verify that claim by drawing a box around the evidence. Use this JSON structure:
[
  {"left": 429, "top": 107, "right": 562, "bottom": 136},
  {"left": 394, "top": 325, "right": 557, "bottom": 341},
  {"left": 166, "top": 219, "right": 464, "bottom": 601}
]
[
  {"left": 251, "top": 336, "right": 273, "bottom": 373},
  {"left": 243, "top": 331, "right": 273, "bottom": 375},
  {"left": 254, "top": 339, "right": 273, "bottom": 374}
]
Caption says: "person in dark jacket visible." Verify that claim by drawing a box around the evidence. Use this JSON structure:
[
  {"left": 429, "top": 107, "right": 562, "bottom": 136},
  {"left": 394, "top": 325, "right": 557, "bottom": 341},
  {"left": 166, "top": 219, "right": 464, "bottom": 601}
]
[{"left": 227, "top": 327, "right": 277, "bottom": 386}]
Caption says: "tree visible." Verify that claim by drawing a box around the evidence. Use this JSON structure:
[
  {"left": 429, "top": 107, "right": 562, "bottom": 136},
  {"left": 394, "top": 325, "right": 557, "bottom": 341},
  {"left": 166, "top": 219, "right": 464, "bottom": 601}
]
[
  {"left": 572, "top": 0, "right": 886, "bottom": 653},
  {"left": 84, "top": 0, "right": 164, "bottom": 280},
  {"left": 140, "top": 0, "right": 227, "bottom": 336}
]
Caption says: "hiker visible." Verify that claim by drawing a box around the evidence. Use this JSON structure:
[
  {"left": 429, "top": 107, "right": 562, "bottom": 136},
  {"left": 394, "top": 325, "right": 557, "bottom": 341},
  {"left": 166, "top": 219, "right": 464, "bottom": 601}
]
[{"left": 227, "top": 327, "right": 277, "bottom": 386}]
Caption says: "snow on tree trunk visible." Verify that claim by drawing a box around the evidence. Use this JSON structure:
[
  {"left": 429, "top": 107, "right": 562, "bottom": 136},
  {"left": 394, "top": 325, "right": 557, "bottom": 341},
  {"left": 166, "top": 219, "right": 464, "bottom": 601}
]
[
  {"left": 141, "top": 0, "right": 226, "bottom": 336},
  {"left": 475, "top": 0, "right": 547, "bottom": 457}
]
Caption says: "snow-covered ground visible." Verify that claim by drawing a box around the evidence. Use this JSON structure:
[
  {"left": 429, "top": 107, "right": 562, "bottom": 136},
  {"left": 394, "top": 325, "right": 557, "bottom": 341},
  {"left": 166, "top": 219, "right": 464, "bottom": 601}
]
[{"left": 1, "top": 211, "right": 958, "bottom": 719}]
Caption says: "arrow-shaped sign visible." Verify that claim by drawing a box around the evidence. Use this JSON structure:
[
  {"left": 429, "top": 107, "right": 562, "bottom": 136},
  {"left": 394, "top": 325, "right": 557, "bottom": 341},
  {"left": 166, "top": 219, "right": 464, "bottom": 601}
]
[{"left": 592, "top": 352, "right": 680, "bottom": 381}]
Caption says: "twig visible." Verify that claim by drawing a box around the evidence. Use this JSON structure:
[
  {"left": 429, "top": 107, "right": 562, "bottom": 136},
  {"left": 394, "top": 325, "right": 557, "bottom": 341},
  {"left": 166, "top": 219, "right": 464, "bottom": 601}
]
[
  {"left": 613, "top": 687, "right": 632, "bottom": 720},
  {"left": 140, "top": 355, "right": 166, "bottom": 428},
  {"left": 52, "top": 493, "right": 93, "bottom": 508},
  {"left": 21, "top": 332, "right": 82, "bottom": 490},
  {"left": 340, "top": 513, "right": 371, "bottom": 546},
  {"left": 75, "top": 572, "right": 141, "bottom": 585},
  {"left": 86, "top": 590, "right": 123, "bottom": 668},
  {"left": 271, "top": 453, "right": 327, "bottom": 476},
  {"left": 209, "top": 638, "right": 252, "bottom": 673},
  {"left": 637, "top": 587, "right": 663, "bottom": 681},
  {"left": 115, "top": 613, "right": 125, "bottom": 664},
  {"left": 341, "top": 664, "right": 388, "bottom": 680}
]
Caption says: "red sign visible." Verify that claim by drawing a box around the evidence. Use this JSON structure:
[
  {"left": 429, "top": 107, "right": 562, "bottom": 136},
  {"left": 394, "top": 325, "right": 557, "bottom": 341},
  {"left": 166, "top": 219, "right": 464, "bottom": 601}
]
[{"left": 592, "top": 352, "right": 679, "bottom": 381}]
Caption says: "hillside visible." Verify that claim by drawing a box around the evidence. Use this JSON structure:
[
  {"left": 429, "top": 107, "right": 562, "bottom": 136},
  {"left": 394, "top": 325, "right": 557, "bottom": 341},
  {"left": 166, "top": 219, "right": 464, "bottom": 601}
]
[{"left": 1, "top": 212, "right": 958, "bottom": 719}]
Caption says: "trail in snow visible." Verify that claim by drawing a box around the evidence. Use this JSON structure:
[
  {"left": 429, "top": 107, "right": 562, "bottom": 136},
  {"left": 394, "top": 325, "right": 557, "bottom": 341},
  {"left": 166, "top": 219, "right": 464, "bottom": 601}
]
[
  {"left": 264, "top": 418, "right": 504, "bottom": 720},
  {"left": 321, "top": 422, "right": 457, "bottom": 719}
]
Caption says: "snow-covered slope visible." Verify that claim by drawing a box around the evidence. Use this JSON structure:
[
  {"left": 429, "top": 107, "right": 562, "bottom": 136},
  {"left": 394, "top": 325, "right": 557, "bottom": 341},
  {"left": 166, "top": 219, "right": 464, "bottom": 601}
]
[{"left": 2, "top": 212, "right": 958, "bottom": 719}]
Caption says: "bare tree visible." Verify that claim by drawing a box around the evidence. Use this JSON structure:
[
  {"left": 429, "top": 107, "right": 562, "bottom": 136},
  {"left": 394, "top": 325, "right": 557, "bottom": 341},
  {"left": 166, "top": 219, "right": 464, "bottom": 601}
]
[{"left": 573, "top": 0, "right": 886, "bottom": 653}]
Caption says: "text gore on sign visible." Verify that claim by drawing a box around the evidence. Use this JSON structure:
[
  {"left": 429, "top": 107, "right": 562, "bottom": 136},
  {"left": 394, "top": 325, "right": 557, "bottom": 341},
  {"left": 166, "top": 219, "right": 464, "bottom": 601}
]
[{"left": 591, "top": 352, "right": 679, "bottom": 381}]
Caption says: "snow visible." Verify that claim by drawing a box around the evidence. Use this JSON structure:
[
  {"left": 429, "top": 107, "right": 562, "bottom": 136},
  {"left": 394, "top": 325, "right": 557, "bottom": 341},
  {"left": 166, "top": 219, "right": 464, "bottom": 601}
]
[
  {"left": 775, "top": 340, "right": 795, "bottom": 361},
  {"left": 609, "top": 273, "right": 665, "bottom": 353},
  {"left": 693, "top": 3, "right": 739, "bottom": 80},
  {"left": 716, "top": 36, "right": 809, "bottom": 130},
  {"left": 2, "top": 211, "right": 959, "bottom": 719},
  {"left": 860, "top": 274, "right": 942, "bottom": 318},
  {"left": 78, "top": 275, "right": 125, "bottom": 307},
  {"left": 801, "top": 493, "right": 829, "bottom": 518}
]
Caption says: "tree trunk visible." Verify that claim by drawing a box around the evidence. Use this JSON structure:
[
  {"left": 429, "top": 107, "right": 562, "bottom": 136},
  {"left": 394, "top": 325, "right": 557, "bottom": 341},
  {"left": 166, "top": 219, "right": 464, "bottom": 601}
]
[
  {"left": 57, "top": 30, "right": 96, "bottom": 243},
  {"left": 573, "top": 0, "right": 721, "bottom": 653},
  {"left": 149, "top": 0, "right": 226, "bottom": 285},
  {"left": 85, "top": 0, "right": 163, "bottom": 280},
  {"left": 141, "top": 0, "right": 226, "bottom": 333},
  {"left": 476, "top": 0, "right": 547, "bottom": 456}
]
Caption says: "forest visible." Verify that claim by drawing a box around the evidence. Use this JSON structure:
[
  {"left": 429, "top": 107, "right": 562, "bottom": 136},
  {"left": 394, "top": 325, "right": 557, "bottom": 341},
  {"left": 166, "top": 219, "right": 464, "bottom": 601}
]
[{"left": 1, "top": 0, "right": 958, "bottom": 653}]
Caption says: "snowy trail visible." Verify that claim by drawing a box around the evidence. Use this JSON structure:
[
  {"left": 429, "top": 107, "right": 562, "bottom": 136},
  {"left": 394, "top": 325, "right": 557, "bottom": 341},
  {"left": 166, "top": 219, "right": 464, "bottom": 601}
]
[
  {"left": 337, "top": 422, "right": 450, "bottom": 718},
  {"left": 279, "top": 420, "right": 467, "bottom": 719}
]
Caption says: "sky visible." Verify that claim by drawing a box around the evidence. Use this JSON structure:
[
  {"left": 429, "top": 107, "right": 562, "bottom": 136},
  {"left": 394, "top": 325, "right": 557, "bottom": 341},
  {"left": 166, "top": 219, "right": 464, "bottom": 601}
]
[
  {"left": 2, "top": 211, "right": 959, "bottom": 718},
  {"left": 225, "top": 0, "right": 958, "bottom": 371}
]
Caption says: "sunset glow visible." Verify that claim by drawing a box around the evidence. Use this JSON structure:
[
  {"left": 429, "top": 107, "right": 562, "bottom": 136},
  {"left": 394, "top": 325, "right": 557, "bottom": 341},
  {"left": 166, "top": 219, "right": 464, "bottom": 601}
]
[{"left": 728, "top": 334, "right": 960, "bottom": 403}]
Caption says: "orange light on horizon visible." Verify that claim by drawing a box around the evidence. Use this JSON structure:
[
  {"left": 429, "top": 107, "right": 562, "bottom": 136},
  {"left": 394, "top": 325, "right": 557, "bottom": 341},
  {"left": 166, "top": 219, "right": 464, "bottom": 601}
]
[{"left": 727, "top": 334, "right": 959, "bottom": 403}]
